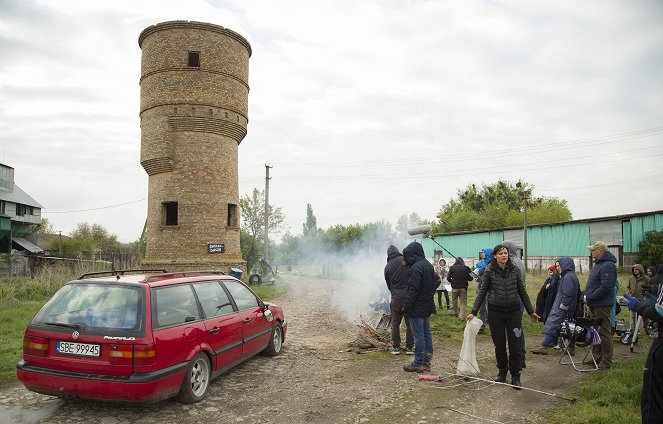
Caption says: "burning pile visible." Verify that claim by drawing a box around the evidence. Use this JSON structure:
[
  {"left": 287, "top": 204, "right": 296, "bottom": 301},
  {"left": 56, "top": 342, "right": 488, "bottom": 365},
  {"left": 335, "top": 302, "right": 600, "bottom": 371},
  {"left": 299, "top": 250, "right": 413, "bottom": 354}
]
[{"left": 348, "top": 316, "right": 390, "bottom": 351}]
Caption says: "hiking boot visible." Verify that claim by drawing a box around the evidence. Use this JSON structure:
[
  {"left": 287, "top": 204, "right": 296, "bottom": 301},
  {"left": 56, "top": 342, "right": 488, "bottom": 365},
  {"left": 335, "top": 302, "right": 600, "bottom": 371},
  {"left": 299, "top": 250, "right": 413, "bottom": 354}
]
[
  {"left": 511, "top": 373, "right": 522, "bottom": 390},
  {"left": 531, "top": 345, "right": 549, "bottom": 355},
  {"left": 446, "top": 305, "right": 451, "bottom": 310},
  {"left": 421, "top": 362, "right": 431, "bottom": 371},
  {"left": 391, "top": 347, "right": 401, "bottom": 355},
  {"left": 494, "top": 369, "right": 508, "bottom": 383},
  {"left": 405, "top": 348, "right": 414, "bottom": 355},
  {"left": 403, "top": 362, "right": 427, "bottom": 373}
]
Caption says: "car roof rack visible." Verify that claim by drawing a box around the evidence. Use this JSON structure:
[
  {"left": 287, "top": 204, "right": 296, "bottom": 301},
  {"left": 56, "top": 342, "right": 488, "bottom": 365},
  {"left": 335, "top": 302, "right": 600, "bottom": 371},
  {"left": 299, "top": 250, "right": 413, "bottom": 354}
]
[
  {"left": 144, "top": 270, "right": 227, "bottom": 282},
  {"left": 78, "top": 269, "right": 168, "bottom": 280}
]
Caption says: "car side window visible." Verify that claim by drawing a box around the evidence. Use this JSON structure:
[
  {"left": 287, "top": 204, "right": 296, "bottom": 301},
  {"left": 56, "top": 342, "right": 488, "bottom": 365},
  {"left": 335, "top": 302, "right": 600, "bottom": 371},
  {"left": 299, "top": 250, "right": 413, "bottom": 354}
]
[
  {"left": 223, "top": 280, "right": 259, "bottom": 311},
  {"left": 193, "top": 281, "right": 235, "bottom": 318},
  {"left": 153, "top": 284, "right": 200, "bottom": 328}
]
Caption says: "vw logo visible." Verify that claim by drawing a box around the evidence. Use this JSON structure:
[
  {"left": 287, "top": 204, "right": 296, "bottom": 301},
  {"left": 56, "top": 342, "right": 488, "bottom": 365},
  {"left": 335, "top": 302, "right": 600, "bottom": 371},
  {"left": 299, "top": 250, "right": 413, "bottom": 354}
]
[{"left": 72, "top": 331, "right": 80, "bottom": 340}]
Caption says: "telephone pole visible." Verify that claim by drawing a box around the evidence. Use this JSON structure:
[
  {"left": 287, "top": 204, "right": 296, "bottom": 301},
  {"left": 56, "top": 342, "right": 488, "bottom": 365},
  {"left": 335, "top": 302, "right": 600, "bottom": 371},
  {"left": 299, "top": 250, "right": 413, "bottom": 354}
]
[{"left": 264, "top": 164, "right": 272, "bottom": 260}]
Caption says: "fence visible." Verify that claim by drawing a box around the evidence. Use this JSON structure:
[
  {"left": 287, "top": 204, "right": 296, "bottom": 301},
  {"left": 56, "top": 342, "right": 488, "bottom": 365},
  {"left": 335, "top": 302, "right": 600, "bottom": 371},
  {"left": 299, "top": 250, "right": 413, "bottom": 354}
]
[{"left": 0, "top": 252, "right": 143, "bottom": 276}]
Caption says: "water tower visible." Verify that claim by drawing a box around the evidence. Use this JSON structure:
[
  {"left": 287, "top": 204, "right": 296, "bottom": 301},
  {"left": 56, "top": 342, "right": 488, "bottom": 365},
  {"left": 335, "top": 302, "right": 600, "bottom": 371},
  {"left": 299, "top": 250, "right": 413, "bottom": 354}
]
[{"left": 138, "top": 21, "right": 250, "bottom": 272}]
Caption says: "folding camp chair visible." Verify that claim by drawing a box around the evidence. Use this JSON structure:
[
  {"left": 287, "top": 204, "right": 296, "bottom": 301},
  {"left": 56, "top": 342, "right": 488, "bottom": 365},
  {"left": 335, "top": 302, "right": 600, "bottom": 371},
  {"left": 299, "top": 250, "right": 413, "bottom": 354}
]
[{"left": 558, "top": 317, "right": 602, "bottom": 372}]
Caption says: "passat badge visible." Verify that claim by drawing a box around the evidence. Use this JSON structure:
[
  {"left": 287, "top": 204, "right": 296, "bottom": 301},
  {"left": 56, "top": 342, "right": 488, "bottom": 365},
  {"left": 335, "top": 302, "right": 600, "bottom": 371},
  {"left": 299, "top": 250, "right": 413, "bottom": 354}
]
[{"left": 72, "top": 331, "right": 80, "bottom": 340}]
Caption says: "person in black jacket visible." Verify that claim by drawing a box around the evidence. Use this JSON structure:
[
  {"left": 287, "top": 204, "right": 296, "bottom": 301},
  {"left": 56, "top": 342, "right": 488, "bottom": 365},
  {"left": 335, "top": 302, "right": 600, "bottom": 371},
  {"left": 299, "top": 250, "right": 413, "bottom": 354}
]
[
  {"left": 625, "top": 288, "right": 663, "bottom": 423},
  {"left": 384, "top": 245, "right": 413, "bottom": 355},
  {"left": 402, "top": 241, "right": 439, "bottom": 372},
  {"left": 467, "top": 243, "right": 539, "bottom": 388},
  {"left": 447, "top": 257, "right": 474, "bottom": 319}
]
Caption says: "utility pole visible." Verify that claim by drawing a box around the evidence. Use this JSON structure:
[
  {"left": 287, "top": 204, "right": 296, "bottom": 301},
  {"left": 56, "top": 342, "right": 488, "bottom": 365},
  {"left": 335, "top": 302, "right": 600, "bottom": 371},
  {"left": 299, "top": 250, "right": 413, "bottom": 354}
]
[
  {"left": 264, "top": 164, "right": 272, "bottom": 261},
  {"left": 523, "top": 196, "right": 528, "bottom": 272}
]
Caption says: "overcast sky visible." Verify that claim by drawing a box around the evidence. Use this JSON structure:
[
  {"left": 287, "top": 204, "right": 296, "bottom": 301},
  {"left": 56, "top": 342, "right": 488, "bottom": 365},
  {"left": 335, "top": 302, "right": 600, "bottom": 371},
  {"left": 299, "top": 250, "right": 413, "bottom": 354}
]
[{"left": 1, "top": 0, "right": 662, "bottom": 242}]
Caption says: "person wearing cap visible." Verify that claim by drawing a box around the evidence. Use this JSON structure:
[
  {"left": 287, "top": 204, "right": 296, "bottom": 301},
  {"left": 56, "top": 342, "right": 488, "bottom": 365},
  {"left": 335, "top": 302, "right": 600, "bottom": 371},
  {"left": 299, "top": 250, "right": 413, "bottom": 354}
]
[
  {"left": 585, "top": 241, "right": 618, "bottom": 370},
  {"left": 535, "top": 264, "right": 560, "bottom": 325}
]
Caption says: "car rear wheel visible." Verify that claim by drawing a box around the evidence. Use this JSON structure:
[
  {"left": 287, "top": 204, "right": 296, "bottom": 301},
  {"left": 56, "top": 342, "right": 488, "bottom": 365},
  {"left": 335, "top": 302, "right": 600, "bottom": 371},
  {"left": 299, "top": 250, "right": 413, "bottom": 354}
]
[
  {"left": 176, "top": 353, "right": 210, "bottom": 403},
  {"left": 263, "top": 322, "right": 283, "bottom": 356}
]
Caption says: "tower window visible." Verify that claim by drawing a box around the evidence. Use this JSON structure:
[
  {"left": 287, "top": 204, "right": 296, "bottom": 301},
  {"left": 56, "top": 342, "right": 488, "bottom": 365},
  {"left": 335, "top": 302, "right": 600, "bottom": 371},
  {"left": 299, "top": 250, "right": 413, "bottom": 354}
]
[
  {"left": 227, "top": 204, "right": 237, "bottom": 227},
  {"left": 188, "top": 51, "right": 200, "bottom": 67},
  {"left": 163, "top": 202, "right": 178, "bottom": 226}
]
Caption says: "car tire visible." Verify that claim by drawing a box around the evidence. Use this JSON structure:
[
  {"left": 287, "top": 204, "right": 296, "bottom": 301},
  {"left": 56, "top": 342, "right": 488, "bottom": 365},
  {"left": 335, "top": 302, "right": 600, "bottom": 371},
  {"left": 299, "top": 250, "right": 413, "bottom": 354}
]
[
  {"left": 176, "top": 353, "right": 211, "bottom": 404},
  {"left": 249, "top": 274, "right": 262, "bottom": 285},
  {"left": 620, "top": 333, "right": 632, "bottom": 345},
  {"left": 263, "top": 322, "right": 283, "bottom": 357}
]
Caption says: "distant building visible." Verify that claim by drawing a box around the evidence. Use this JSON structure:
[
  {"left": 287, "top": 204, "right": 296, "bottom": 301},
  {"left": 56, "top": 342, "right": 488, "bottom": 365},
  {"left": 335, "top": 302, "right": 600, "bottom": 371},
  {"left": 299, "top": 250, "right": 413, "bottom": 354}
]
[
  {"left": 416, "top": 209, "right": 663, "bottom": 272},
  {"left": 0, "top": 163, "right": 44, "bottom": 259}
]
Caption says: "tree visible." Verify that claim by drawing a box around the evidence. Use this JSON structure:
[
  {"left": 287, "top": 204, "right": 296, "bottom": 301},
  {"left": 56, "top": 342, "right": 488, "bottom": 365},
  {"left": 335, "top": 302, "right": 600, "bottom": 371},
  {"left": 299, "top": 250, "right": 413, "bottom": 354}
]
[
  {"left": 32, "top": 217, "right": 55, "bottom": 234},
  {"left": 433, "top": 179, "right": 572, "bottom": 232},
  {"left": 303, "top": 203, "right": 318, "bottom": 239},
  {"left": 239, "top": 188, "right": 285, "bottom": 271},
  {"left": 50, "top": 222, "right": 121, "bottom": 258},
  {"left": 638, "top": 230, "right": 663, "bottom": 267}
]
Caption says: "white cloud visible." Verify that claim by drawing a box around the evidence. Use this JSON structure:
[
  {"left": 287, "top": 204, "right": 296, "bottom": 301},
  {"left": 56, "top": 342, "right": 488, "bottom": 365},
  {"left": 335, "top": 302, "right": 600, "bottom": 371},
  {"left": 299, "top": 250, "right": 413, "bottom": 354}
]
[{"left": 0, "top": 0, "right": 661, "bottom": 242}]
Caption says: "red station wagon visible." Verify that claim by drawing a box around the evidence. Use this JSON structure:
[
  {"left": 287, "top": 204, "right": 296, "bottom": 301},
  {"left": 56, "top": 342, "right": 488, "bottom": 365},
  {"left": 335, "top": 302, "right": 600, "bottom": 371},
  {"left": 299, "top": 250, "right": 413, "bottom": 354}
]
[{"left": 16, "top": 270, "right": 287, "bottom": 403}]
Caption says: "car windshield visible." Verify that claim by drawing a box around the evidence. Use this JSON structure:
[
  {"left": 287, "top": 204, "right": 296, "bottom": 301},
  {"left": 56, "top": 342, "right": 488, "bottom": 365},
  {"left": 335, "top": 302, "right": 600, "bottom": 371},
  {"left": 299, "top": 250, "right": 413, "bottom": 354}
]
[{"left": 33, "top": 283, "right": 143, "bottom": 331}]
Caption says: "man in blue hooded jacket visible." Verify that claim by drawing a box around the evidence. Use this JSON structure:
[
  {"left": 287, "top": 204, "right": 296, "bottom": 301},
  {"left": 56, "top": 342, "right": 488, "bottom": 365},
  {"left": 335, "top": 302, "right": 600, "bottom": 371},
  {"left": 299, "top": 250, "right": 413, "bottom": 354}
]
[
  {"left": 402, "top": 241, "right": 439, "bottom": 372},
  {"left": 585, "top": 241, "right": 617, "bottom": 370}
]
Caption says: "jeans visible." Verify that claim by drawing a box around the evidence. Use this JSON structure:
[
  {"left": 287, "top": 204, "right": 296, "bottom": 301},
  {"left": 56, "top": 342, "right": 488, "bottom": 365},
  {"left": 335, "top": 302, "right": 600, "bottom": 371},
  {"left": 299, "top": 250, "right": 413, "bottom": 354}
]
[
  {"left": 542, "top": 333, "right": 557, "bottom": 346},
  {"left": 409, "top": 316, "right": 433, "bottom": 365},
  {"left": 389, "top": 297, "right": 413, "bottom": 349}
]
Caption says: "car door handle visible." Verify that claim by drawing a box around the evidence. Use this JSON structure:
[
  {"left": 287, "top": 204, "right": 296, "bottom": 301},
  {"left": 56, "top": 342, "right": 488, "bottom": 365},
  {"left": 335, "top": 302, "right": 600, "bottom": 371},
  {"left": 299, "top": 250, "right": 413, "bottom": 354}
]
[
  {"left": 242, "top": 318, "right": 251, "bottom": 323},
  {"left": 209, "top": 328, "right": 220, "bottom": 334}
]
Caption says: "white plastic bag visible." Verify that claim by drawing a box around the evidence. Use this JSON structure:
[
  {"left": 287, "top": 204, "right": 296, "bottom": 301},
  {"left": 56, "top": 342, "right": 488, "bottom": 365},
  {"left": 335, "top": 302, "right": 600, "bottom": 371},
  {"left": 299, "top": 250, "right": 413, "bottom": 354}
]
[{"left": 456, "top": 317, "right": 483, "bottom": 376}]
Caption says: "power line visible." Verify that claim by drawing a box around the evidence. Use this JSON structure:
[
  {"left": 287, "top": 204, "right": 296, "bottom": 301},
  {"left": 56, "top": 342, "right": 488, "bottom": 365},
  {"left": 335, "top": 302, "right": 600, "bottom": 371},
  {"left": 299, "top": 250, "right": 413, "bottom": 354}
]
[
  {"left": 271, "top": 126, "right": 663, "bottom": 167},
  {"left": 45, "top": 198, "right": 147, "bottom": 214}
]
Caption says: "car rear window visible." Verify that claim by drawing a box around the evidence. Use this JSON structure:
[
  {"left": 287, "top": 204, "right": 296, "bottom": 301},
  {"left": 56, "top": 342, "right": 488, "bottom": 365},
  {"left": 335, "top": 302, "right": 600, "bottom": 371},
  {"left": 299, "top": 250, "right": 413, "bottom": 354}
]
[{"left": 33, "top": 283, "right": 143, "bottom": 331}]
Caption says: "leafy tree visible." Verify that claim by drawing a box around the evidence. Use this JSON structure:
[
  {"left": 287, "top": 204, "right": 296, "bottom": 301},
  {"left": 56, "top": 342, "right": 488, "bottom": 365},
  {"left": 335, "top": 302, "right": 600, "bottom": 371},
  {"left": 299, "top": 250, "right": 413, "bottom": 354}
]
[
  {"left": 32, "top": 217, "right": 55, "bottom": 234},
  {"left": 638, "top": 230, "right": 663, "bottom": 267},
  {"left": 433, "top": 179, "right": 572, "bottom": 232},
  {"left": 303, "top": 203, "right": 317, "bottom": 239},
  {"left": 50, "top": 222, "right": 121, "bottom": 258},
  {"left": 239, "top": 188, "right": 285, "bottom": 271}
]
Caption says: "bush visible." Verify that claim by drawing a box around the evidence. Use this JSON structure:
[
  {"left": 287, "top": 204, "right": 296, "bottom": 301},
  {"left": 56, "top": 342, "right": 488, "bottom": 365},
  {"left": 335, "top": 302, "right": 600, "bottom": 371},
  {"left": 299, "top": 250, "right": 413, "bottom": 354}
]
[{"left": 638, "top": 230, "right": 663, "bottom": 267}]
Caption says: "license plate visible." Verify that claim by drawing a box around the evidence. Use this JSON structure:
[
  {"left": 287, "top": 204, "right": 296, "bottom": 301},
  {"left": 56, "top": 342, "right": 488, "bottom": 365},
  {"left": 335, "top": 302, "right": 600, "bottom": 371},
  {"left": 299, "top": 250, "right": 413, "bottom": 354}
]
[{"left": 57, "top": 341, "right": 100, "bottom": 357}]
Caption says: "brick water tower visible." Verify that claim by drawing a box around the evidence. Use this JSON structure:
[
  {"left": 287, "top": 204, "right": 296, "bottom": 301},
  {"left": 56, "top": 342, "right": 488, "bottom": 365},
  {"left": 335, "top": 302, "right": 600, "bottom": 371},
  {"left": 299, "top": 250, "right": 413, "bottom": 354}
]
[{"left": 138, "top": 21, "right": 250, "bottom": 272}]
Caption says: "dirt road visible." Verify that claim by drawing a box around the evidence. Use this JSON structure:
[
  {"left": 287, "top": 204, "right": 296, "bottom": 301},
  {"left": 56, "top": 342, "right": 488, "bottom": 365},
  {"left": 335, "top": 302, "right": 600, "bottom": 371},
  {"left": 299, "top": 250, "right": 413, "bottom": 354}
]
[{"left": 0, "top": 274, "right": 639, "bottom": 424}]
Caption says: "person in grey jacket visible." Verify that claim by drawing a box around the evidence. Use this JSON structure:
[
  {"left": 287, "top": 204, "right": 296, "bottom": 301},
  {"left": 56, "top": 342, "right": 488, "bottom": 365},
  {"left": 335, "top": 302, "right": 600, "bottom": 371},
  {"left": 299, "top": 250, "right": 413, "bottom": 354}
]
[
  {"left": 467, "top": 243, "right": 539, "bottom": 388},
  {"left": 384, "top": 245, "right": 413, "bottom": 355},
  {"left": 585, "top": 241, "right": 618, "bottom": 370}
]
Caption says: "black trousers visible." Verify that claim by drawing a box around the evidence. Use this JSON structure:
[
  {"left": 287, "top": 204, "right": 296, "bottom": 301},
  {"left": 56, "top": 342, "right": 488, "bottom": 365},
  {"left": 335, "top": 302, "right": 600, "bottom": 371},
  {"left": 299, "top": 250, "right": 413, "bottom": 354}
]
[
  {"left": 437, "top": 290, "right": 450, "bottom": 308},
  {"left": 488, "top": 308, "right": 523, "bottom": 374},
  {"left": 642, "top": 337, "right": 663, "bottom": 423}
]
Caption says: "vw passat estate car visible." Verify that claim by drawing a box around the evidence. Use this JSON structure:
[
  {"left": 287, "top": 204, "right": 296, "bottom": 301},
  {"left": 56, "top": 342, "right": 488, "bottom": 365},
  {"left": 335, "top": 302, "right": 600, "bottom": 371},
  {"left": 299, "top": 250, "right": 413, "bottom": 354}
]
[{"left": 16, "top": 270, "right": 286, "bottom": 403}]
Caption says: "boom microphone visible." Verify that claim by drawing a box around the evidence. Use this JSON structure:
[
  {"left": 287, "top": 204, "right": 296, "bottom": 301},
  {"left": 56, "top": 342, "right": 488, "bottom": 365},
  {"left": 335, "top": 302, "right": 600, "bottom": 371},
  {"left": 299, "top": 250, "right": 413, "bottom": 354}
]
[{"left": 407, "top": 224, "right": 432, "bottom": 237}]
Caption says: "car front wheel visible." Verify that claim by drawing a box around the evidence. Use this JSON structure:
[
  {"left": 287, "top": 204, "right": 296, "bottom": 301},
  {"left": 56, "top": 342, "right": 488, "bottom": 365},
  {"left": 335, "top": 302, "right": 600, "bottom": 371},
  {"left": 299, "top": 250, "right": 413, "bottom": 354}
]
[
  {"left": 176, "top": 353, "right": 211, "bottom": 403},
  {"left": 263, "top": 322, "right": 283, "bottom": 356}
]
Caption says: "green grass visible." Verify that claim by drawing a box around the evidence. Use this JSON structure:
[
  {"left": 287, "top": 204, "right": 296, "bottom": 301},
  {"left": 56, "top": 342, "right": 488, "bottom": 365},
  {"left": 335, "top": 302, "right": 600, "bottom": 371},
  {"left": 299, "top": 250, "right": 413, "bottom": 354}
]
[
  {"left": 0, "top": 300, "right": 44, "bottom": 382},
  {"left": 251, "top": 280, "right": 289, "bottom": 300},
  {"left": 542, "top": 353, "right": 644, "bottom": 424}
]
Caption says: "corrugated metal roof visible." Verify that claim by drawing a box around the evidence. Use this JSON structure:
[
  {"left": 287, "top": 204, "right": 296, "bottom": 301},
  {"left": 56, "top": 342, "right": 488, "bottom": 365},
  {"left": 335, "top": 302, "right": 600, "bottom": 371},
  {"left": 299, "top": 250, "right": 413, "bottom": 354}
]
[
  {"left": 13, "top": 237, "right": 44, "bottom": 253},
  {"left": 0, "top": 183, "right": 43, "bottom": 208}
]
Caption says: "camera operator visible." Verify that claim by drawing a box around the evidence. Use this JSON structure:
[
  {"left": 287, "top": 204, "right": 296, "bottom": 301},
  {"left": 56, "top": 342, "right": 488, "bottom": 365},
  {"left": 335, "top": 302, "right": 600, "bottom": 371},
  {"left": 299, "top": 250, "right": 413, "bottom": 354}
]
[{"left": 625, "top": 290, "right": 663, "bottom": 423}]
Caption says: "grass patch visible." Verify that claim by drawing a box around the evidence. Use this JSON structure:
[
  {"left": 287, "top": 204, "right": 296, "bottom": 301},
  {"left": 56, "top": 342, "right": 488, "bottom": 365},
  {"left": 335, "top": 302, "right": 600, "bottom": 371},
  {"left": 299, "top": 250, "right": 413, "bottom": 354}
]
[
  {"left": 542, "top": 352, "right": 644, "bottom": 424},
  {"left": 252, "top": 281, "right": 289, "bottom": 300},
  {"left": 0, "top": 300, "right": 44, "bottom": 383}
]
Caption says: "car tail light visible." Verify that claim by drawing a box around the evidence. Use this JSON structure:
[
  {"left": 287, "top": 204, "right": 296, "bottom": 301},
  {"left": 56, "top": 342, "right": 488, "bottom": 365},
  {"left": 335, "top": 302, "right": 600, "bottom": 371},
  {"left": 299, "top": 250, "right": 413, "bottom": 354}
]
[
  {"left": 109, "top": 344, "right": 156, "bottom": 365},
  {"left": 23, "top": 336, "right": 49, "bottom": 357},
  {"left": 133, "top": 344, "right": 156, "bottom": 365},
  {"left": 109, "top": 345, "right": 133, "bottom": 365}
]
